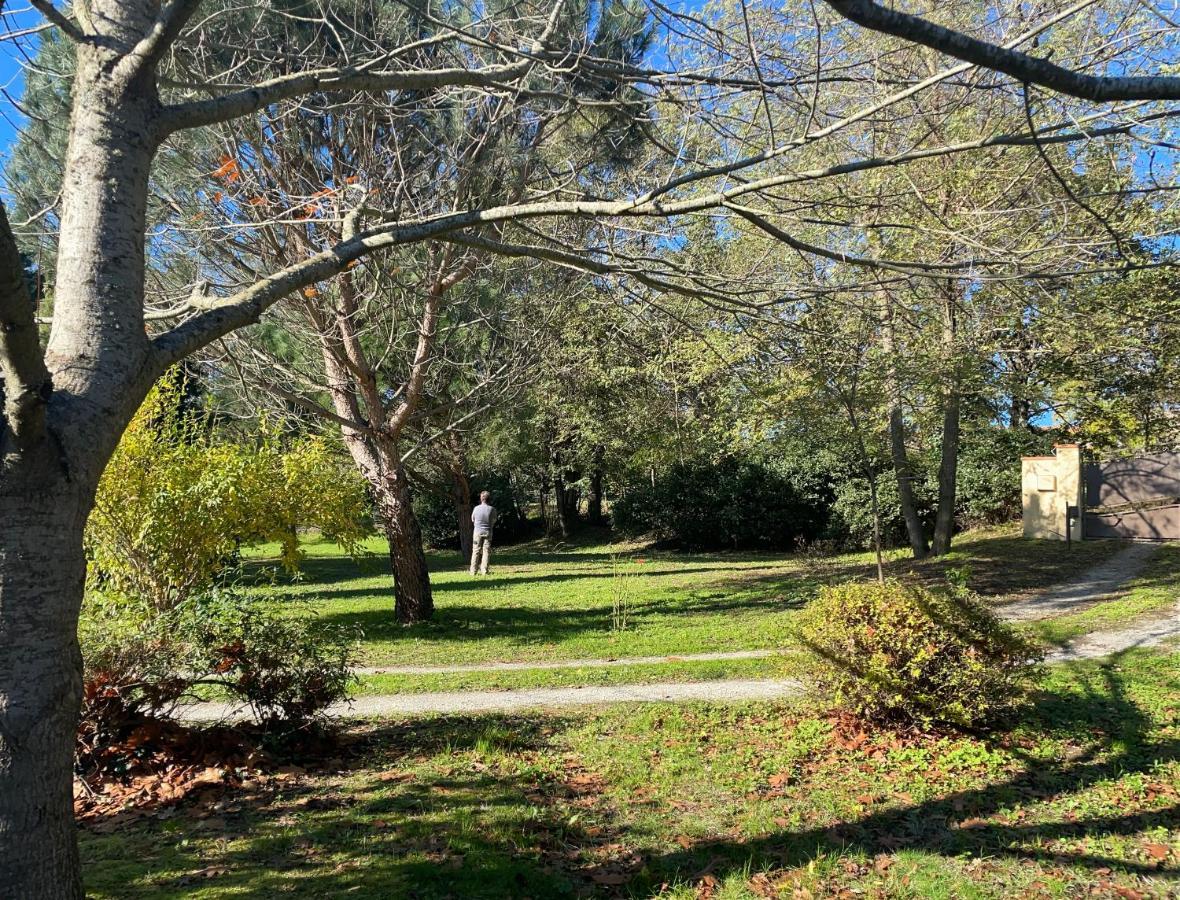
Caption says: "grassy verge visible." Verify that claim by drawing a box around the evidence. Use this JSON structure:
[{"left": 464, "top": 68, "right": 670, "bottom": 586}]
[
  {"left": 245, "top": 536, "right": 816, "bottom": 668},
  {"left": 82, "top": 648, "right": 1179, "bottom": 898},
  {"left": 243, "top": 527, "right": 1126, "bottom": 670}
]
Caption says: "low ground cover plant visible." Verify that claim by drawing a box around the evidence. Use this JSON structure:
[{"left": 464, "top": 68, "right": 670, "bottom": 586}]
[
  {"left": 794, "top": 578, "right": 1043, "bottom": 729},
  {"left": 78, "top": 592, "right": 356, "bottom": 759},
  {"left": 77, "top": 587, "right": 359, "bottom": 819}
]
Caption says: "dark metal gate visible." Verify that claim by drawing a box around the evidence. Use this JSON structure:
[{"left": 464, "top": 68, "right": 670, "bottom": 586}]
[{"left": 1083, "top": 451, "right": 1180, "bottom": 540}]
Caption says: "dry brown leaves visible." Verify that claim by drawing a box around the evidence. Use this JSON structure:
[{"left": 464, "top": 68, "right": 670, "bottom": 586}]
[{"left": 74, "top": 715, "right": 347, "bottom": 831}]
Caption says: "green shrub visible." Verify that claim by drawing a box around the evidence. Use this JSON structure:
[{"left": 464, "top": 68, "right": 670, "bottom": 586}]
[
  {"left": 78, "top": 598, "right": 196, "bottom": 770},
  {"left": 954, "top": 426, "right": 1054, "bottom": 528},
  {"left": 794, "top": 579, "right": 1043, "bottom": 729},
  {"left": 414, "top": 469, "right": 533, "bottom": 550},
  {"left": 612, "top": 457, "right": 831, "bottom": 550},
  {"left": 182, "top": 589, "right": 358, "bottom": 728},
  {"left": 79, "top": 589, "right": 358, "bottom": 743}
]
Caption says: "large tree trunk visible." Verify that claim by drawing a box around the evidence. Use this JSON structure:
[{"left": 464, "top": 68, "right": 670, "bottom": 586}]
[
  {"left": 316, "top": 324, "right": 435, "bottom": 622},
  {"left": 0, "top": 471, "right": 93, "bottom": 900},
  {"left": 889, "top": 406, "right": 928, "bottom": 558},
  {"left": 0, "top": 22, "right": 163, "bottom": 895},
  {"left": 373, "top": 462, "right": 434, "bottom": 624},
  {"left": 879, "top": 289, "right": 928, "bottom": 559}
]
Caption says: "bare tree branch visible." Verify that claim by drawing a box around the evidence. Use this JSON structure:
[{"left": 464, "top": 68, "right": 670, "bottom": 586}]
[
  {"left": 823, "top": 0, "right": 1180, "bottom": 101},
  {"left": 28, "top": 0, "right": 86, "bottom": 43},
  {"left": 120, "top": 0, "right": 206, "bottom": 74},
  {"left": 0, "top": 200, "right": 50, "bottom": 450},
  {"left": 158, "top": 0, "right": 570, "bottom": 133}
]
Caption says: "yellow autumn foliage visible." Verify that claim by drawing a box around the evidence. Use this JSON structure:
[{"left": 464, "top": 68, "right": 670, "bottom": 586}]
[{"left": 87, "top": 373, "right": 368, "bottom": 610}]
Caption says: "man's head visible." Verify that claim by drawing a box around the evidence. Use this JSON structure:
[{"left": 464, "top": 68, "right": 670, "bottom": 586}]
[{"left": 480, "top": 490, "right": 491, "bottom": 504}]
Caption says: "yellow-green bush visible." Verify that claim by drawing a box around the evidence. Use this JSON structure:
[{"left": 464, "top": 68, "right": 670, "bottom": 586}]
[
  {"left": 87, "top": 373, "right": 368, "bottom": 610},
  {"left": 794, "top": 579, "right": 1043, "bottom": 729}
]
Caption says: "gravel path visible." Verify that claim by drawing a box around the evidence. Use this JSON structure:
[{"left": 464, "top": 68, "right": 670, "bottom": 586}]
[
  {"left": 1045, "top": 600, "right": 1180, "bottom": 663},
  {"left": 184, "top": 678, "right": 805, "bottom": 721},
  {"left": 998, "top": 541, "right": 1158, "bottom": 621},
  {"left": 180, "top": 543, "right": 1180, "bottom": 722}
]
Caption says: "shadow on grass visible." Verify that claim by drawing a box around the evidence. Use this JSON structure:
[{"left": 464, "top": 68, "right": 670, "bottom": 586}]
[
  {"left": 84, "top": 652, "right": 1178, "bottom": 898},
  {"left": 628, "top": 649, "right": 1179, "bottom": 893},
  {"left": 296, "top": 567, "right": 770, "bottom": 605},
  {"left": 309, "top": 568, "right": 825, "bottom": 647},
  {"left": 250, "top": 531, "right": 1134, "bottom": 611},
  {"left": 901, "top": 533, "right": 1129, "bottom": 599}
]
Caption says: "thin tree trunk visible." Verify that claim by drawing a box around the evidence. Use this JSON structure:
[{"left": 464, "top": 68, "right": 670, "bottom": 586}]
[
  {"left": 554, "top": 471, "right": 572, "bottom": 539},
  {"left": 539, "top": 473, "right": 552, "bottom": 535},
  {"left": 866, "top": 470, "right": 887, "bottom": 583},
  {"left": 587, "top": 446, "right": 605, "bottom": 526},
  {"left": 932, "top": 391, "right": 961, "bottom": 555},
  {"left": 932, "top": 288, "right": 961, "bottom": 556},
  {"left": 0, "top": 475, "right": 91, "bottom": 900},
  {"left": 452, "top": 468, "right": 474, "bottom": 561},
  {"left": 1010, "top": 395, "right": 1031, "bottom": 430},
  {"left": 446, "top": 434, "right": 473, "bottom": 560},
  {"left": 840, "top": 394, "right": 886, "bottom": 583},
  {"left": 879, "top": 288, "right": 928, "bottom": 558}
]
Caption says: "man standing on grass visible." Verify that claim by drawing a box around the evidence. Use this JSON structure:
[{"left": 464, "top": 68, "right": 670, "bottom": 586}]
[{"left": 470, "top": 491, "right": 498, "bottom": 576}]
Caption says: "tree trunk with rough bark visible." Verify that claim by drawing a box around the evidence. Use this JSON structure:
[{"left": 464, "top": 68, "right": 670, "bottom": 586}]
[
  {"left": 373, "top": 462, "right": 434, "bottom": 624},
  {"left": 0, "top": 16, "right": 164, "bottom": 893},
  {"left": 315, "top": 313, "right": 435, "bottom": 624},
  {"left": 450, "top": 464, "right": 473, "bottom": 561},
  {"left": 587, "top": 447, "right": 605, "bottom": 526},
  {"left": 539, "top": 473, "right": 552, "bottom": 535},
  {"left": 554, "top": 470, "right": 572, "bottom": 539},
  {"left": 931, "top": 391, "right": 961, "bottom": 555},
  {"left": 0, "top": 473, "right": 92, "bottom": 900},
  {"left": 445, "top": 433, "right": 473, "bottom": 559}
]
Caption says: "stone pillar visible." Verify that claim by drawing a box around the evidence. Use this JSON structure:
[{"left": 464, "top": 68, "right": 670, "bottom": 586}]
[{"left": 1021, "top": 444, "right": 1083, "bottom": 541}]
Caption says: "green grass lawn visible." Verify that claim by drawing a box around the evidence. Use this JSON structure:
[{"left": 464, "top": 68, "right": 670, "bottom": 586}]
[
  {"left": 244, "top": 527, "right": 1132, "bottom": 679},
  {"left": 245, "top": 535, "right": 814, "bottom": 668},
  {"left": 80, "top": 648, "right": 1180, "bottom": 898}
]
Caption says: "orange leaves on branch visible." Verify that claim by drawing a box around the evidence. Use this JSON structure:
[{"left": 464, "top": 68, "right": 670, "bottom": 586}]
[
  {"left": 302, "top": 286, "right": 319, "bottom": 298},
  {"left": 211, "top": 156, "right": 240, "bottom": 183}
]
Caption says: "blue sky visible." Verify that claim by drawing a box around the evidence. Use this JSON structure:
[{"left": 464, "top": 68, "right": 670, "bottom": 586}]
[{"left": 0, "top": 5, "right": 44, "bottom": 166}]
